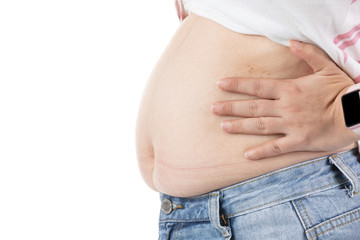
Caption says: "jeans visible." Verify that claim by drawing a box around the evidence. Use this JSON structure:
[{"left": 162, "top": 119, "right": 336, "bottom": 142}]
[{"left": 158, "top": 148, "right": 360, "bottom": 239}]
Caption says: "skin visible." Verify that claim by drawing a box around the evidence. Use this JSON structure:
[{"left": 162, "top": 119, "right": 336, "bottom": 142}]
[
  {"left": 212, "top": 40, "right": 360, "bottom": 160},
  {"left": 136, "top": 14, "right": 357, "bottom": 197}
]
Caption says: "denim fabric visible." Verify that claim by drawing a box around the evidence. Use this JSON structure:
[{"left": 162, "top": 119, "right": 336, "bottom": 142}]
[{"left": 158, "top": 148, "right": 360, "bottom": 239}]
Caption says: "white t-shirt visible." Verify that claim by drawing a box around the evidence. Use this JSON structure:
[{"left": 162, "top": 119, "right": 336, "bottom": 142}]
[{"left": 176, "top": 0, "right": 360, "bottom": 82}]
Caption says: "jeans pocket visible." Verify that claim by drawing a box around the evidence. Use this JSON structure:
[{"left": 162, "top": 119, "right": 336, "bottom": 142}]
[
  {"left": 305, "top": 206, "right": 360, "bottom": 240},
  {"left": 291, "top": 185, "right": 360, "bottom": 240}
]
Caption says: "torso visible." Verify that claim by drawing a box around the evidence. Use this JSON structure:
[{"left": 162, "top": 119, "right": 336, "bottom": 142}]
[{"left": 135, "top": 13, "right": 357, "bottom": 197}]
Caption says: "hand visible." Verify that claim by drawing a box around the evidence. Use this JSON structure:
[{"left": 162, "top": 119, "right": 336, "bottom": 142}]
[{"left": 211, "top": 40, "right": 360, "bottom": 160}]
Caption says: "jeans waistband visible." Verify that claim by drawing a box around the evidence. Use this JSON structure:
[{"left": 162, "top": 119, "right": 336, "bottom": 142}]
[{"left": 159, "top": 148, "right": 360, "bottom": 223}]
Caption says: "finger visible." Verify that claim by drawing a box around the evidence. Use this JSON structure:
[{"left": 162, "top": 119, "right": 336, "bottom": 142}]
[
  {"left": 221, "top": 117, "right": 286, "bottom": 135},
  {"left": 288, "top": 40, "right": 335, "bottom": 73},
  {"left": 212, "top": 99, "right": 281, "bottom": 117},
  {"left": 244, "top": 136, "right": 298, "bottom": 160},
  {"left": 217, "top": 77, "right": 285, "bottom": 99}
]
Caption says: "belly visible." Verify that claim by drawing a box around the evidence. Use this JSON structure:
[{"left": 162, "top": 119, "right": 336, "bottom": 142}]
[{"left": 135, "top": 13, "right": 356, "bottom": 197}]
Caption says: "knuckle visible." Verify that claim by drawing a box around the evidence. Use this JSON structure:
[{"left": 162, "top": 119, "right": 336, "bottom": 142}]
[
  {"left": 252, "top": 79, "right": 263, "bottom": 95},
  {"left": 231, "top": 120, "right": 242, "bottom": 132},
  {"left": 229, "top": 79, "right": 239, "bottom": 90},
  {"left": 298, "top": 132, "right": 309, "bottom": 145},
  {"left": 277, "top": 81, "right": 291, "bottom": 95},
  {"left": 256, "top": 118, "right": 267, "bottom": 131},
  {"left": 271, "top": 142, "right": 282, "bottom": 154},
  {"left": 248, "top": 101, "right": 258, "bottom": 117},
  {"left": 283, "top": 104, "right": 301, "bottom": 114},
  {"left": 288, "top": 83, "right": 303, "bottom": 95},
  {"left": 296, "top": 136, "right": 306, "bottom": 147},
  {"left": 294, "top": 120, "right": 305, "bottom": 129},
  {"left": 279, "top": 97, "right": 299, "bottom": 113},
  {"left": 224, "top": 102, "right": 234, "bottom": 114}
]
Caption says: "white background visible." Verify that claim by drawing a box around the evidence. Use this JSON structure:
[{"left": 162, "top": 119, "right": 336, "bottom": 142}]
[{"left": 0, "top": 1, "right": 178, "bottom": 239}]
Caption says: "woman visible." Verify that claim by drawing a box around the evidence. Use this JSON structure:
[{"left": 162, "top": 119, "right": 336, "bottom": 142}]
[{"left": 135, "top": 0, "right": 360, "bottom": 239}]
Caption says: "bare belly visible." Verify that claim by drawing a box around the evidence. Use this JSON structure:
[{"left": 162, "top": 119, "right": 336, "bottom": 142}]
[{"left": 135, "top": 13, "right": 357, "bottom": 197}]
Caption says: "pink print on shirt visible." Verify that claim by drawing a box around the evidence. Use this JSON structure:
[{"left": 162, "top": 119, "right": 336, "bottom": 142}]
[
  {"left": 333, "top": 23, "right": 360, "bottom": 64},
  {"left": 334, "top": 24, "right": 360, "bottom": 45},
  {"left": 175, "top": 0, "right": 187, "bottom": 21},
  {"left": 338, "top": 31, "right": 360, "bottom": 52}
]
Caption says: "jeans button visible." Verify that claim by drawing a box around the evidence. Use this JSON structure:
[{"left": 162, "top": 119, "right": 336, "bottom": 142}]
[{"left": 161, "top": 198, "right": 173, "bottom": 215}]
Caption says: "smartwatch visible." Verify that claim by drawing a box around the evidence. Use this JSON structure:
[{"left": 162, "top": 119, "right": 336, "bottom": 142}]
[{"left": 341, "top": 83, "right": 360, "bottom": 136}]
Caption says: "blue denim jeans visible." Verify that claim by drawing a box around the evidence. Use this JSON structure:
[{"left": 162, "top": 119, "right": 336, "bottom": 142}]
[{"left": 158, "top": 148, "right": 360, "bottom": 239}]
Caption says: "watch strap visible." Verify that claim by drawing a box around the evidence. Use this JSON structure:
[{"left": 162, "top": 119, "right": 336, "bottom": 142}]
[
  {"left": 346, "top": 83, "right": 360, "bottom": 93},
  {"left": 351, "top": 127, "right": 360, "bottom": 135}
]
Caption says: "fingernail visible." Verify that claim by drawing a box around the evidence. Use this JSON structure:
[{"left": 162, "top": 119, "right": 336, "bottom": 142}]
[
  {"left": 211, "top": 103, "right": 222, "bottom": 113},
  {"left": 221, "top": 121, "right": 231, "bottom": 131},
  {"left": 245, "top": 151, "right": 254, "bottom": 159},
  {"left": 290, "top": 40, "right": 302, "bottom": 50},
  {"left": 216, "top": 80, "right": 228, "bottom": 88}
]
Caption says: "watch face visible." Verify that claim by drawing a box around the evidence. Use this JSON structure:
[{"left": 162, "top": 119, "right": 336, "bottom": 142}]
[{"left": 342, "top": 90, "right": 360, "bottom": 128}]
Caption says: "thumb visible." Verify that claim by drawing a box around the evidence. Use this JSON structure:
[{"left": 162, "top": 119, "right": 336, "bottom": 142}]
[{"left": 289, "top": 40, "right": 334, "bottom": 73}]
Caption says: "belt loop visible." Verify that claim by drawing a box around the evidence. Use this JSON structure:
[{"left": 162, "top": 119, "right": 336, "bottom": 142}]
[
  {"left": 329, "top": 154, "right": 360, "bottom": 197},
  {"left": 208, "top": 191, "right": 232, "bottom": 239}
]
